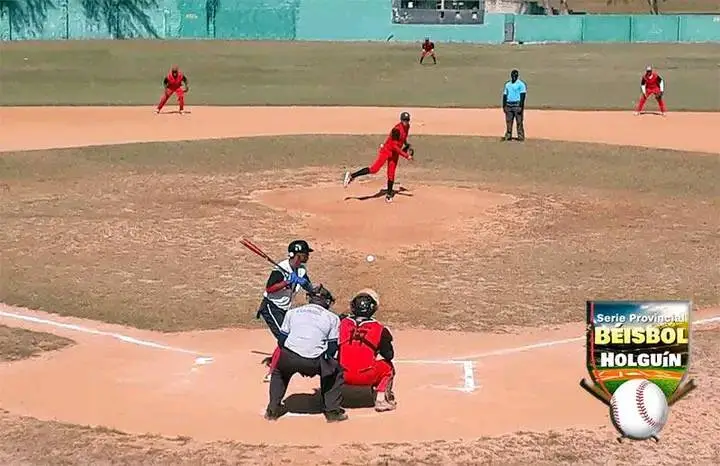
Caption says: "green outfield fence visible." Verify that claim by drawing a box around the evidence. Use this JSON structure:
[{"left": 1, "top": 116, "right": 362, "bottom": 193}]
[{"left": 0, "top": 1, "right": 718, "bottom": 43}]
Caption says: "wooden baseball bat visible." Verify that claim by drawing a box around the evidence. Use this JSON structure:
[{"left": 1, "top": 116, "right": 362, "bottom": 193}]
[
  {"left": 667, "top": 378, "right": 696, "bottom": 406},
  {"left": 579, "top": 378, "right": 611, "bottom": 406},
  {"left": 240, "top": 238, "right": 289, "bottom": 276}
]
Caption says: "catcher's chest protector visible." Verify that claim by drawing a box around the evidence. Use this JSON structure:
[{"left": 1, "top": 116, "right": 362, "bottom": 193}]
[{"left": 339, "top": 318, "right": 384, "bottom": 370}]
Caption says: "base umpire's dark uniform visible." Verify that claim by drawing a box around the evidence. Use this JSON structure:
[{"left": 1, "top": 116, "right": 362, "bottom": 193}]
[{"left": 265, "top": 285, "right": 348, "bottom": 423}]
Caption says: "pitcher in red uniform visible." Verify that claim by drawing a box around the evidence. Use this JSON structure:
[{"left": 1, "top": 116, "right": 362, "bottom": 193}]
[
  {"left": 420, "top": 37, "right": 436, "bottom": 65},
  {"left": 338, "top": 289, "right": 397, "bottom": 412},
  {"left": 156, "top": 65, "right": 189, "bottom": 114},
  {"left": 635, "top": 66, "right": 666, "bottom": 116},
  {"left": 342, "top": 112, "right": 414, "bottom": 203}
]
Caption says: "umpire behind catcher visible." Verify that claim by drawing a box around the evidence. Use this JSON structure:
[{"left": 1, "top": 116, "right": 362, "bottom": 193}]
[
  {"left": 502, "top": 69, "right": 527, "bottom": 141},
  {"left": 265, "top": 285, "right": 348, "bottom": 423}
]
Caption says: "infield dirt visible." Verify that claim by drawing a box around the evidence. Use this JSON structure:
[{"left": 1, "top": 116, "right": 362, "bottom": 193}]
[{"left": 0, "top": 106, "right": 718, "bottom": 463}]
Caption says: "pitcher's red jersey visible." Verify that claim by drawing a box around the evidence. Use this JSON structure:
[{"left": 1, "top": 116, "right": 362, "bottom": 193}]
[{"left": 383, "top": 122, "right": 408, "bottom": 148}]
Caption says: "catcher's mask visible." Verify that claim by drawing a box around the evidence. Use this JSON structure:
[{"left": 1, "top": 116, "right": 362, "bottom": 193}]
[
  {"left": 307, "top": 285, "right": 335, "bottom": 309},
  {"left": 350, "top": 288, "right": 379, "bottom": 318}
]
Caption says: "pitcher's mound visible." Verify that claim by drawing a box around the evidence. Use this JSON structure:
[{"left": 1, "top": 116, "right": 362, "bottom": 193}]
[{"left": 253, "top": 182, "right": 516, "bottom": 253}]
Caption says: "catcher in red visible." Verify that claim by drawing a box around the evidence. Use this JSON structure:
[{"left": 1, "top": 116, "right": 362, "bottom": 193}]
[
  {"left": 635, "top": 65, "right": 666, "bottom": 116},
  {"left": 342, "top": 112, "right": 414, "bottom": 203},
  {"left": 420, "top": 37, "right": 436, "bottom": 65},
  {"left": 156, "top": 65, "right": 189, "bottom": 114},
  {"left": 337, "top": 289, "right": 397, "bottom": 412}
]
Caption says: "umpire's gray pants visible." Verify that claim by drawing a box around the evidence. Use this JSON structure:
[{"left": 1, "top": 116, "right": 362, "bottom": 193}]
[{"left": 504, "top": 103, "right": 525, "bottom": 139}]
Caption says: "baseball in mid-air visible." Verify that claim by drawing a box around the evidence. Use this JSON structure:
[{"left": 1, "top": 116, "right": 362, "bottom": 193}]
[
  {"left": 366, "top": 255, "right": 375, "bottom": 262},
  {"left": 610, "top": 378, "right": 669, "bottom": 440}
]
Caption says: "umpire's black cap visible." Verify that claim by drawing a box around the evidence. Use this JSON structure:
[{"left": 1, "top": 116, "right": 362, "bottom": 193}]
[
  {"left": 288, "top": 239, "right": 313, "bottom": 256},
  {"left": 307, "top": 284, "right": 335, "bottom": 309}
]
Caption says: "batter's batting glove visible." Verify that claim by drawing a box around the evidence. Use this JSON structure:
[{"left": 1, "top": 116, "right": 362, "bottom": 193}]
[
  {"left": 402, "top": 143, "right": 411, "bottom": 152},
  {"left": 288, "top": 271, "right": 309, "bottom": 288},
  {"left": 408, "top": 148, "right": 415, "bottom": 157}
]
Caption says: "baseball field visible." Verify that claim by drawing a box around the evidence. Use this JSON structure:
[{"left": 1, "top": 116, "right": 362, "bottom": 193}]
[{"left": 1, "top": 40, "right": 719, "bottom": 464}]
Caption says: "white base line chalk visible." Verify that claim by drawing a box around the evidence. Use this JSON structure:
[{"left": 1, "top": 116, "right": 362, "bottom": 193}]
[
  {"left": 0, "top": 309, "right": 213, "bottom": 365},
  {"left": 452, "top": 315, "right": 720, "bottom": 361},
  {"left": 463, "top": 360, "right": 476, "bottom": 392}
]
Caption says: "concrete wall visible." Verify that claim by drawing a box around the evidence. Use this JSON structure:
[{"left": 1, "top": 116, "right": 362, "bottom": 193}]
[{"left": 1, "top": 1, "right": 718, "bottom": 43}]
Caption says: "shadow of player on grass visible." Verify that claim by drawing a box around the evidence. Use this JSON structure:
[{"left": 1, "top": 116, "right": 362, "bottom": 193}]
[
  {"left": 344, "top": 186, "right": 413, "bottom": 202},
  {"left": 283, "top": 387, "right": 376, "bottom": 414}
]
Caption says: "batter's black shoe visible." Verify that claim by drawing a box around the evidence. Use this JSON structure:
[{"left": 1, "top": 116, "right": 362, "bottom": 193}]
[
  {"left": 502, "top": 134, "right": 512, "bottom": 141},
  {"left": 324, "top": 409, "right": 348, "bottom": 423},
  {"left": 517, "top": 136, "right": 525, "bottom": 142},
  {"left": 264, "top": 405, "right": 288, "bottom": 421}
]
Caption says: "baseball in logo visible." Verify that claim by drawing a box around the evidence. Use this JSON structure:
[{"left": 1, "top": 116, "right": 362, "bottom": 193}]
[{"left": 579, "top": 301, "right": 697, "bottom": 442}]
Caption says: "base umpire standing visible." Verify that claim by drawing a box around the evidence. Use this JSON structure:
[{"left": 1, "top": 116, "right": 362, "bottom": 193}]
[
  {"left": 502, "top": 69, "right": 527, "bottom": 141},
  {"left": 265, "top": 285, "right": 348, "bottom": 423}
]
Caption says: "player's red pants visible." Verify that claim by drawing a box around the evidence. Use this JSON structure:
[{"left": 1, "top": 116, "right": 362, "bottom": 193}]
[
  {"left": 157, "top": 87, "right": 185, "bottom": 111},
  {"left": 421, "top": 50, "right": 435, "bottom": 58},
  {"left": 368, "top": 149, "right": 399, "bottom": 181},
  {"left": 635, "top": 89, "right": 666, "bottom": 113},
  {"left": 343, "top": 359, "right": 394, "bottom": 392}
]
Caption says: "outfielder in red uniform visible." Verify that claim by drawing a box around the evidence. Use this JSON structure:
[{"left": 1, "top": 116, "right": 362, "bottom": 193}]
[
  {"left": 342, "top": 112, "right": 414, "bottom": 203},
  {"left": 420, "top": 37, "right": 436, "bottom": 65},
  {"left": 156, "top": 65, "right": 189, "bottom": 114},
  {"left": 635, "top": 66, "right": 666, "bottom": 116},
  {"left": 338, "top": 289, "right": 396, "bottom": 412}
]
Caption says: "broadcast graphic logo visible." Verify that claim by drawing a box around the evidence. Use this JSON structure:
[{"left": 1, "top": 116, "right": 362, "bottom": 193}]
[{"left": 580, "top": 301, "right": 697, "bottom": 442}]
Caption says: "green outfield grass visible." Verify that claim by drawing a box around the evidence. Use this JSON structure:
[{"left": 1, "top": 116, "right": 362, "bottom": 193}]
[
  {"left": 604, "top": 378, "right": 680, "bottom": 398},
  {"left": 1, "top": 136, "right": 718, "bottom": 332},
  {"left": 0, "top": 41, "right": 718, "bottom": 110}
]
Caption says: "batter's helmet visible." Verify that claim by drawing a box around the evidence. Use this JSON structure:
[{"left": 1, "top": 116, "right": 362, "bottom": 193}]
[
  {"left": 350, "top": 288, "right": 379, "bottom": 318},
  {"left": 307, "top": 284, "right": 335, "bottom": 309},
  {"left": 288, "top": 239, "right": 313, "bottom": 257},
  {"left": 400, "top": 111, "right": 411, "bottom": 122}
]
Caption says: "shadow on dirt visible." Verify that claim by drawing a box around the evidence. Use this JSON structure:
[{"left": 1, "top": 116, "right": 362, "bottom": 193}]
[
  {"left": 283, "top": 386, "right": 376, "bottom": 414},
  {"left": 344, "top": 186, "right": 413, "bottom": 202}
]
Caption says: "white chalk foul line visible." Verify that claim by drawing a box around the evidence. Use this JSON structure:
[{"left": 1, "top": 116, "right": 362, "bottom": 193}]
[
  {"left": 394, "top": 359, "right": 477, "bottom": 393},
  {"left": 0, "top": 310, "right": 214, "bottom": 366},
  {"left": 452, "top": 315, "right": 720, "bottom": 361}
]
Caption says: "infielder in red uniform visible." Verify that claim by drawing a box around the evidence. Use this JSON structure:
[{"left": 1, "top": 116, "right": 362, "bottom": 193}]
[
  {"left": 420, "top": 37, "right": 436, "bottom": 65},
  {"left": 342, "top": 112, "right": 414, "bottom": 203},
  {"left": 338, "top": 289, "right": 397, "bottom": 412},
  {"left": 635, "top": 66, "right": 666, "bottom": 116},
  {"left": 156, "top": 65, "right": 189, "bottom": 114}
]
